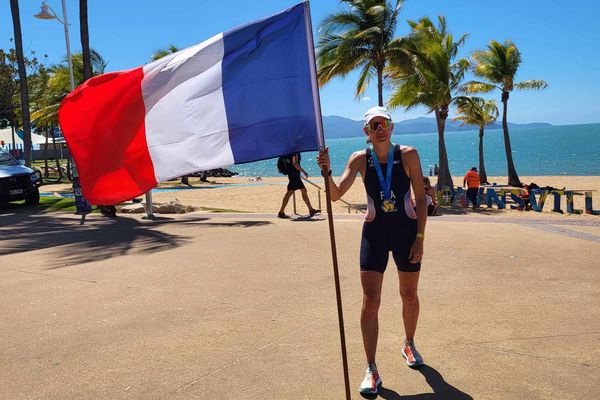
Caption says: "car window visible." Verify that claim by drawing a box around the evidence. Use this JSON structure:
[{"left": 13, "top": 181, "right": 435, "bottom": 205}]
[{"left": 0, "top": 151, "right": 20, "bottom": 166}]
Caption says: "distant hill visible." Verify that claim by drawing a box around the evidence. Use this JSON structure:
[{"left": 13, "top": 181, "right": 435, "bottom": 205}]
[{"left": 323, "top": 115, "right": 552, "bottom": 139}]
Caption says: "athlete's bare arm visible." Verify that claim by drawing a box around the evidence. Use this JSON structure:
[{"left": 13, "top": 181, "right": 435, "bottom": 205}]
[
  {"left": 317, "top": 148, "right": 365, "bottom": 202},
  {"left": 402, "top": 146, "right": 426, "bottom": 263}
]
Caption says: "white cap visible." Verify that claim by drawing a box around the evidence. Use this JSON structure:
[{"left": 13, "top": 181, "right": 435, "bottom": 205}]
[{"left": 364, "top": 106, "right": 392, "bottom": 124}]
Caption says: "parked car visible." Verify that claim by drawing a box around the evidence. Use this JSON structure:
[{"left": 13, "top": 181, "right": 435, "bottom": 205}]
[{"left": 0, "top": 150, "right": 42, "bottom": 205}]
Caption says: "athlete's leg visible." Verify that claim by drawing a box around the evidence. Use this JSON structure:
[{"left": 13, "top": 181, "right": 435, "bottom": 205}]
[
  {"left": 397, "top": 270, "right": 420, "bottom": 340},
  {"left": 360, "top": 271, "right": 384, "bottom": 364}
]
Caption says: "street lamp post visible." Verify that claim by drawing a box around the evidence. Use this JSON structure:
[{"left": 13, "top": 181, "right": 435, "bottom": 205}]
[{"left": 35, "top": 0, "right": 91, "bottom": 214}]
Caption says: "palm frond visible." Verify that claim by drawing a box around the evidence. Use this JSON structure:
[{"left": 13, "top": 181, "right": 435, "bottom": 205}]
[
  {"left": 151, "top": 45, "right": 179, "bottom": 61},
  {"left": 460, "top": 81, "right": 498, "bottom": 94},
  {"left": 387, "top": 14, "right": 468, "bottom": 112},
  {"left": 90, "top": 49, "right": 107, "bottom": 74},
  {"left": 514, "top": 80, "right": 548, "bottom": 90},
  {"left": 453, "top": 96, "right": 498, "bottom": 126},
  {"left": 316, "top": 0, "right": 404, "bottom": 101},
  {"left": 355, "top": 62, "right": 376, "bottom": 98},
  {"left": 31, "top": 103, "right": 59, "bottom": 126},
  {"left": 318, "top": 11, "right": 362, "bottom": 36}
]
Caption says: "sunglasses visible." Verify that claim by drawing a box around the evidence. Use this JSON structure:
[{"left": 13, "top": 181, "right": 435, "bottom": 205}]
[{"left": 365, "top": 119, "right": 391, "bottom": 132}]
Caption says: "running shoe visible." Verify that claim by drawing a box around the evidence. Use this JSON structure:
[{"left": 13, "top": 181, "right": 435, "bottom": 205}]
[
  {"left": 358, "top": 365, "right": 381, "bottom": 395},
  {"left": 309, "top": 209, "right": 321, "bottom": 217},
  {"left": 277, "top": 212, "right": 290, "bottom": 219},
  {"left": 401, "top": 340, "right": 424, "bottom": 367}
]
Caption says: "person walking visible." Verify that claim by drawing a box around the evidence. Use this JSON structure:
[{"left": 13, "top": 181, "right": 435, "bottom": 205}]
[
  {"left": 317, "top": 106, "right": 427, "bottom": 396},
  {"left": 277, "top": 152, "right": 320, "bottom": 218},
  {"left": 463, "top": 167, "right": 481, "bottom": 209}
]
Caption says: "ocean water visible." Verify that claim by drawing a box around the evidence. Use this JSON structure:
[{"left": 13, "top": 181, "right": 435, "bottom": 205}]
[{"left": 231, "top": 123, "right": 600, "bottom": 177}]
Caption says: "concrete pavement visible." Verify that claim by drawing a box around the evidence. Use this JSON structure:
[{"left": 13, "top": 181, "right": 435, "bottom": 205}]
[{"left": 1, "top": 210, "right": 599, "bottom": 399}]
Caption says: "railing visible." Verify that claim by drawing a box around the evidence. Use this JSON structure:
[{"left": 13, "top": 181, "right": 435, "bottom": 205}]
[{"left": 292, "top": 177, "right": 365, "bottom": 214}]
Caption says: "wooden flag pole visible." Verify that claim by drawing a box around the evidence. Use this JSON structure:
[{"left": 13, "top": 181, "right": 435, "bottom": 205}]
[
  {"left": 320, "top": 168, "right": 352, "bottom": 400},
  {"left": 303, "top": 2, "right": 351, "bottom": 399}
]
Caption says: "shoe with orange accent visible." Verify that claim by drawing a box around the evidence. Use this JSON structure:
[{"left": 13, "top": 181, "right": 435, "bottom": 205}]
[
  {"left": 401, "top": 340, "right": 424, "bottom": 368},
  {"left": 359, "top": 364, "right": 382, "bottom": 395}
]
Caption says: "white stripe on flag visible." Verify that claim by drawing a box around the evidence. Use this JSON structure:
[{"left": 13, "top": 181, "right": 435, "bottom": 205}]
[{"left": 142, "top": 33, "right": 233, "bottom": 182}]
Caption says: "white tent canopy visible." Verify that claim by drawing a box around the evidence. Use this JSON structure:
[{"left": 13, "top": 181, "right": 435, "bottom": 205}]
[{"left": 0, "top": 127, "right": 47, "bottom": 146}]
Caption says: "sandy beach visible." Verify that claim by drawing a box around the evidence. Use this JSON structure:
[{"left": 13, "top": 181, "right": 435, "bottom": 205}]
[
  {"left": 125, "top": 175, "right": 600, "bottom": 217},
  {"left": 40, "top": 175, "right": 600, "bottom": 217}
]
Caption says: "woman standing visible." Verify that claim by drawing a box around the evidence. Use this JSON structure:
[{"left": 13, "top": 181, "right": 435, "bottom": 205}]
[
  {"left": 423, "top": 177, "right": 440, "bottom": 216},
  {"left": 317, "top": 106, "right": 427, "bottom": 396}
]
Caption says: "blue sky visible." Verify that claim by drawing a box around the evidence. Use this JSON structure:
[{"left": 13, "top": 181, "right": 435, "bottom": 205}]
[{"left": 2, "top": 0, "right": 599, "bottom": 125}]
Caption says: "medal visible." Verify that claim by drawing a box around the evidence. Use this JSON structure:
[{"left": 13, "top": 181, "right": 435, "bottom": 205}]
[
  {"left": 382, "top": 199, "right": 396, "bottom": 212},
  {"left": 371, "top": 144, "right": 396, "bottom": 213}
]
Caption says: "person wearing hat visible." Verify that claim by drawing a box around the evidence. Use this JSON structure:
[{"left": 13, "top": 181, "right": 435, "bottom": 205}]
[
  {"left": 463, "top": 167, "right": 481, "bottom": 210},
  {"left": 317, "top": 106, "right": 427, "bottom": 396}
]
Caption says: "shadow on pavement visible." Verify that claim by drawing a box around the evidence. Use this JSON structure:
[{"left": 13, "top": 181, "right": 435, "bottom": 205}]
[
  {"left": 0, "top": 210, "right": 271, "bottom": 268},
  {"left": 290, "top": 215, "right": 324, "bottom": 222},
  {"left": 377, "top": 365, "right": 472, "bottom": 400}
]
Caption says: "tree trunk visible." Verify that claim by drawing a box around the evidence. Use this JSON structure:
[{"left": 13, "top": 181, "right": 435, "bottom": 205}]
[
  {"left": 434, "top": 108, "right": 453, "bottom": 188},
  {"left": 66, "top": 157, "right": 72, "bottom": 181},
  {"left": 377, "top": 67, "right": 383, "bottom": 107},
  {"left": 79, "top": 0, "right": 92, "bottom": 80},
  {"left": 51, "top": 127, "right": 63, "bottom": 181},
  {"left": 478, "top": 126, "right": 488, "bottom": 184},
  {"left": 43, "top": 127, "right": 49, "bottom": 177},
  {"left": 501, "top": 91, "right": 521, "bottom": 186},
  {"left": 9, "top": 0, "right": 32, "bottom": 167}
]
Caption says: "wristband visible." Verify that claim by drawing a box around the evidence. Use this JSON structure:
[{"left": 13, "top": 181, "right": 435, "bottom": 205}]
[{"left": 416, "top": 233, "right": 425, "bottom": 239}]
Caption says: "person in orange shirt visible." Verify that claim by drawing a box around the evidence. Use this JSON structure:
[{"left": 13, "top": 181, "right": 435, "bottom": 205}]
[{"left": 463, "top": 167, "right": 480, "bottom": 210}]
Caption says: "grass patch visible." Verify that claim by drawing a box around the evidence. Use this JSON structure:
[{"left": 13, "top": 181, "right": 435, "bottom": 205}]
[
  {"left": 38, "top": 197, "right": 77, "bottom": 212},
  {"left": 35, "top": 197, "right": 101, "bottom": 213}
]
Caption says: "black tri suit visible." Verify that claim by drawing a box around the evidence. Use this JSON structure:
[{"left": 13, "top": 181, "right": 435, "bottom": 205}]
[{"left": 360, "top": 144, "right": 421, "bottom": 273}]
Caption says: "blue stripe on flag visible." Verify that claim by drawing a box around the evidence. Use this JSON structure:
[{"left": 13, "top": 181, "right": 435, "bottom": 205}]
[{"left": 221, "top": 3, "right": 319, "bottom": 164}]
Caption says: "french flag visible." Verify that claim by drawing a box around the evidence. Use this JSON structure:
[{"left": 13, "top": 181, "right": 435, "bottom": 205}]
[{"left": 59, "top": 3, "right": 321, "bottom": 205}]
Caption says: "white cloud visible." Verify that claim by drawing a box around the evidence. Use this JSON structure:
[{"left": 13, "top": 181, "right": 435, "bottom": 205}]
[{"left": 361, "top": 96, "right": 371, "bottom": 102}]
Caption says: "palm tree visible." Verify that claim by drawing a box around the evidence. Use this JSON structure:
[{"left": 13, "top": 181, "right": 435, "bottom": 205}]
[
  {"left": 31, "top": 50, "right": 107, "bottom": 126},
  {"left": 462, "top": 40, "right": 547, "bottom": 187},
  {"left": 454, "top": 97, "right": 498, "bottom": 184},
  {"left": 151, "top": 45, "right": 179, "bottom": 61},
  {"left": 9, "top": 0, "right": 33, "bottom": 167},
  {"left": 79, "top": 0, "right": 92, "bottom": 80},
  {"left": 387, "top": 16, "right": 470, "bottom": 188},
  {"left": 316, "top": 0, "right": 404, "bottom": 106}
]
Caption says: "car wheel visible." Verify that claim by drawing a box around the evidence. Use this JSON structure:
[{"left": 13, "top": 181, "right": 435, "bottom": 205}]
[{"left": 25, "top": 188, "right": 40, "bottom": 205}]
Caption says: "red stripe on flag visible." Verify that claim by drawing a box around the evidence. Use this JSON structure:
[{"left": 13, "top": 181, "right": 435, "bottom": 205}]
[{"left": 59, "top": 67, "right": 156, "bottom": 205}]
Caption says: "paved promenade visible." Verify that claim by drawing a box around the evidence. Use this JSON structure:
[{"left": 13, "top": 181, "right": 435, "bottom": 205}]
[{"left": 1, "top": 210, "right": 599, "bottom": 399}]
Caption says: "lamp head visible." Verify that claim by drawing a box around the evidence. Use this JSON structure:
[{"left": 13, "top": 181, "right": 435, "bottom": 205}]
[{"left": 34, "top": 3, "right": 56, "bottom": 20}]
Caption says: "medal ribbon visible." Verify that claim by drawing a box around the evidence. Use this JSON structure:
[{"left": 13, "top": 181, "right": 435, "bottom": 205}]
[{"left": 371, "top": 144, "right": 394, "bottom": 201}]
